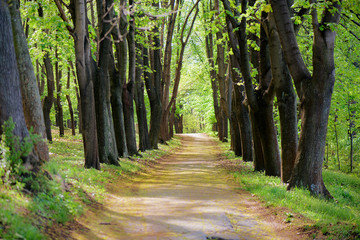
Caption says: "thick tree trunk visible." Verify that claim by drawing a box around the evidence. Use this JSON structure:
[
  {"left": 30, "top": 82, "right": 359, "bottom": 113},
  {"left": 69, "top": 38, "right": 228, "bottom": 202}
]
[
  {"left": 110, "top": 59, "right": 129, "bottom": 157},
  {"left": 95, "top": 0, "right": 119, "bottom": 165},
  {"left": 109, "top": 3, "right": 129, "bottom": 158},
  {"left": 224, "top": 6, "right": 279, "bottom": 174},
  {"left": 70, "top": 0, "right": 100, "bottom": 169},
  {"left": 123, "top": 1, "right": 138, "bottom": 156},
  {"left": 0, "top": 1, "right": 39, "bottom": 169},
  {"left": 145, "top": 26, "right": 162, "bottom": 149},
  {"left": 42, "top": 54, "right": 54, "bottom": 143},
  {"left": 265, "top": 13, "right": 298, "bottom": 182},
  {"left": 270, "top": 0, "right": 341, "bottom": 197},
  {"left": 9, "top": 0, "right": 49, "bottom": 162}
]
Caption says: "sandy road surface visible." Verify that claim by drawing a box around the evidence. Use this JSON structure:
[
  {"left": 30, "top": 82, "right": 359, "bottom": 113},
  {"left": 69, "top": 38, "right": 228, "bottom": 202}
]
[{"left": 71, "top": 134, "right": 299, "bottom": 240}]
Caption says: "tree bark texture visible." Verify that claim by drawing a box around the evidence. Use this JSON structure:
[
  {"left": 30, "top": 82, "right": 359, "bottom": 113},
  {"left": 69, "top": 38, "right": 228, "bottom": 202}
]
[
  {"left": 123, "top": 0, "right": 138, "bottom": 156},
  {"left": 160, "top": 0, "right": 179, "bottom": 141},
  {"left": 215, "top": 0, "right": 228, "bottom": 142},
  {"left": 146, "top": 25, "right": 163, "bottom": 149},
  {"left": 230, "top": 54, "right": 253, "bottom": 162},
  {"left": 42, "top": 54, "right": 54, "bottom": 143},
  {"left": 265, "top": 12, "right": 298, "bottom": 183},
  {"left": 95, "top": 0, "right": 119, "bottom": 165},
  {"left": 66, "top": 67, "right": 76, "bottom": 135},
  {"left": 134, "top": 40, "right": 151, "bottom": 151},
  {"left": 109, "top": 4, "right": 129, "bottom": 158},
  {"left": 70, "top": 0, "right": 100, "bottom": 169},
  {"left": 270, "top": 0, "right": 341, "bottom": 197},
  {"left": 224, "top": 5, "right": 280, "bottom": 176},
  {"left": 9, "top": 0, "right": 49, "bottom": 162},
  {"left": 0, "top": 0, "right": 39, "bottom": 169}
]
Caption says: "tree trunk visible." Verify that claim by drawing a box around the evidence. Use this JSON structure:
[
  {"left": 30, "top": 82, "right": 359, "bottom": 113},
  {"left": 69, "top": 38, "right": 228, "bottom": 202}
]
[
  {"left": 109, "top": 3, "right": 129, "bottom": 158},
  {"left": 169, "top": 102, "right": 176, "bottom": 138},
  {"left": 145, "top": 25, "right": 162, "bottom": 149},
  {"left": 205, "top": 29, "right": 221, "bottom": 139},
  {"left": 174, "top": 105, "right": 183, "bottom": 133},
  {"left": 265, "top": 12, "right": 298, "bottom": 182},
  {"left": 230, "top": 90, "right": 242, "bottom": 156},
  {"left": 55, "top": 57, "right": 64, "bottom": 137},
  {"left": 70, "top": 0, "right": 100, "bottom": 169},
  {"left": 224, "top": 5, "right": 280, "bottom": 175},
  {"left": 270, "top": 0, "right": 341, "bottom": 197},
  {"left": 123, "top": 0, "right": 138, "bottom": 156},
  {"left": 134, "top": 40, "right": 151, "bottom": 152},
  {"left": 0, "top": 0, "right": 39, "bottom": 169},
  {"left": 215, "top": 0, "right": 228, "bottom": 142},
  {"left": 334, "top": 112, "right": 340, "bottom": 170},
  {"left": 160, "top": 0, "right": 179, "bottom": 142},
  {"left": 9, "top": 0, "right": 49, "bottom": 162},
  {"left": 42, "top": 54, "right": 54, "bottom": 143},
  {"left": 69, "top": 61, "right": 82, "bottom": 134},
  {"left": 230, "top": 54, "right": 253, "bottom": 161},
  {"left": 66, "top": 67, "right": 76, "bottom": 135},
  {"left": 95, "top": 0, "right": 119, "bottom": 165}
]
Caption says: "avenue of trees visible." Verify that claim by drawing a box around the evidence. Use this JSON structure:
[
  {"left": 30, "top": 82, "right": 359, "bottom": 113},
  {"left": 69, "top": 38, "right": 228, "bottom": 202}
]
[{"left": 0, "top": 0, "right": 359, "bottom": 198}]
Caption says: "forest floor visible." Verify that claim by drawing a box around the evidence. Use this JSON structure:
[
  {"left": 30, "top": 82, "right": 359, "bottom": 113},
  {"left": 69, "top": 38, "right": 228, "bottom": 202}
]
[{"left": 62, "top": 134, "right": 310, "bottom": 240}]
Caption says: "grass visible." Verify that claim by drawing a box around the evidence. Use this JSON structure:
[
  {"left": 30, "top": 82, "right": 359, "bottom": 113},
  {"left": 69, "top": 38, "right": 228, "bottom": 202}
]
[
  {"left": 218, "top": 140, "right": 360, "bottom": 239},
  {"left": 0, "top": 128, "right": 180, "bottom": 239}
]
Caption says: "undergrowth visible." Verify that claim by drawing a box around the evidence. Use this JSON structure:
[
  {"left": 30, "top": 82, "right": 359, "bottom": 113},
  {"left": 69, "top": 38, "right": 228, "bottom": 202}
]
[
  {"left": 0, "top": 127, "right": 180, "bottom": 239},
  {"left": 218, "top": 140, "right": 360, "bottom": 239}
]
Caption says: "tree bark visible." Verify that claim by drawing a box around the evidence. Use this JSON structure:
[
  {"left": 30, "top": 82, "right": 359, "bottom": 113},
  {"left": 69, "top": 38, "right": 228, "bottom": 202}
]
[
  {"left": 215, "top": 0, "right": 228, "bottom": 142},
  {"left": 270, "top": 0, "right": 341, "bottom": 197},
  {"left": 55, "top": 55, "right": 64, "bottom": 137},
  {"left": 95, "top": 0, "right": 119, "bottom": 165},
  {"left": 264, "top": 12, "right": 298, "bottom": 182},
  {"left": 146, "top": 21, "right": 162, "bottom": 149},
  {"left": 224, "top": 5, "right": 280, "bottom": 175},
  {"left": 204, "top": 23, "right": 221, "bottom": 139},
  {"left": 0, "top": 0, "right": 39, "bottom": 169},
  {"left": 134, "top": 40, "right": 151, "bottom": 152},
  {"left": 123, "top": 0, "right": 138, "bottom": 156},
  {"left": 70, "top": 0, "right": 100, "bottom": 169},
  {"left": 230, "top": 53, "right": 253, "bottom": 161},
  {"left": 9, "top": 0, "right": 49, "bottom": 162},
  {"left": 42, "top": 54, "right": 54, "bottom": 143},
  {"left": 160, "top": 0, "right": 179, "bottom": 141},
  {"left": 109, "top": 3, "right": 129, "bottom": 158},
  {"left": 66, "top": 67, "right": 76, "bottom": 135}
]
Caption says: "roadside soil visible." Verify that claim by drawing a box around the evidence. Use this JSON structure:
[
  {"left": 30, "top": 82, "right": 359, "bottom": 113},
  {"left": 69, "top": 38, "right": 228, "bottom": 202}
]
[{"left": 66, "top": 134, "right": 310, "bottom": 240}]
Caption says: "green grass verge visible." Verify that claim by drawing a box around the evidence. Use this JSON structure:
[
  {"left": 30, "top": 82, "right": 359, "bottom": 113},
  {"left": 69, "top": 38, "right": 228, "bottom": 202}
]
[
  {"left": 0, "top": 129, "right": 181, "bottom": 239},
  {"left": 219, "top": 141, "right": 360, "bottom": 239}
]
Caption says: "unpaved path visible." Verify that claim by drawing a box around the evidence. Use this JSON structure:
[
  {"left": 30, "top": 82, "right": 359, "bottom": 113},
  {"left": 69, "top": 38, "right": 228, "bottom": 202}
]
[{"left": 71, "top": 134, "right": 302, "bottom": 240}]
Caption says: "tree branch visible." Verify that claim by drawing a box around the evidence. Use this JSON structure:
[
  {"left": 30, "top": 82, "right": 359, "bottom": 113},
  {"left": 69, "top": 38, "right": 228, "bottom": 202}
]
[{"left": 54, "top": 0, "right": 74, "bottom": 34}]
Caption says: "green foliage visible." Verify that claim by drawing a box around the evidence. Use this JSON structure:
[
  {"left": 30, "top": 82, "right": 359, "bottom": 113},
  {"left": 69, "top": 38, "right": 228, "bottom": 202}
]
[
  {"left": 0, "top": 128, "right": 180, "bottom": 239},
  {"left": 0, "top": 118, "right": 42, "bottom": 188},
  {"left": 219, "top": 140, "right": 360, "bottom": 239}
]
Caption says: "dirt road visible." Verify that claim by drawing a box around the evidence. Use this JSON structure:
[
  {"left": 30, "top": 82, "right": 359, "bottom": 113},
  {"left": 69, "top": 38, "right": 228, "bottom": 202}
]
[{"left": 71, "top": 134, "right": 300, "bottom": 240}]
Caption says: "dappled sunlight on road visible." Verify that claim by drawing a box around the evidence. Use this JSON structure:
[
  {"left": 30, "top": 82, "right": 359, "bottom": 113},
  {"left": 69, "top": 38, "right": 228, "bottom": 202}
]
[{"left": 71, "top": 134, "right": 293, "bottom": 240}]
